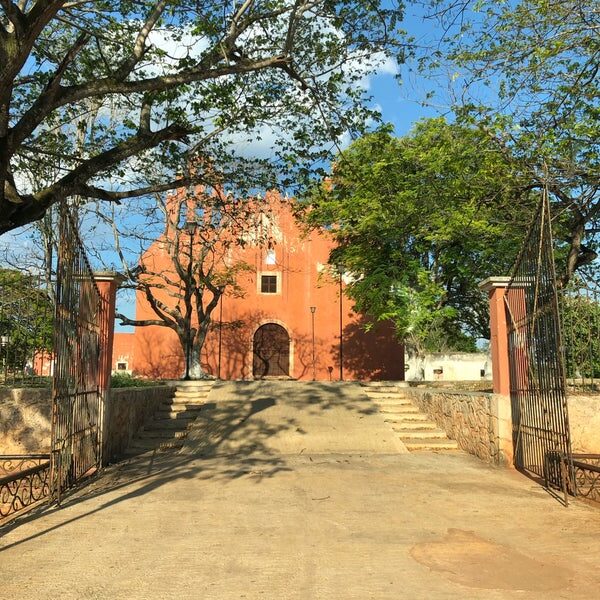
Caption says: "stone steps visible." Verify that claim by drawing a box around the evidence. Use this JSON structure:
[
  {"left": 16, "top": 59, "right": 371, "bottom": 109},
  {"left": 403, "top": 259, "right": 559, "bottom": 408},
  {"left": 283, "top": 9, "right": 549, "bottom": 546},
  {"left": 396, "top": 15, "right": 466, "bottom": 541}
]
[
  {"left": 125, "top": 381, "right": 214, "bottom": 456},
  {"left": 403, "top": 439, "right": 460, "bottom": 451},
  {"left": 362, "top": 383, "right": 459, "bottom": 453},
  {"left": 390, "top": 420, "right": 437, "bottom": 430}
]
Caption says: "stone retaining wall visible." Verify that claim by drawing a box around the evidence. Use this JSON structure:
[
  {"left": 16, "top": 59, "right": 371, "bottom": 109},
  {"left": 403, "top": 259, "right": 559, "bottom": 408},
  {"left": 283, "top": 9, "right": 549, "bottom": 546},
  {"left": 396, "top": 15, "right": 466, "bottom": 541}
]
[
  {"left": 567, "top": 395, "right": 600, "bottom": 454},
  {"left": 104, "top": 386, "right": 172, "bottom": 463},
  {"left": 0, "top": 388, "right": 52, "bottom": 453},
  {"left": 404, "top": 388, "right": 511, "bottom": 466},
  {"left": 0, "top": 386, "right": 172, "bottom": 461}
]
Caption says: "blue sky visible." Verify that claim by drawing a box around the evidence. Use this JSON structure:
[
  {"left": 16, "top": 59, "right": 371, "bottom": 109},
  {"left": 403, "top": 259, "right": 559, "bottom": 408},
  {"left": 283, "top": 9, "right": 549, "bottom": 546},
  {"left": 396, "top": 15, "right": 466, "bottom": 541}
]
[{"left": 371, "top": 3, "right": 450, "bottom": 136}]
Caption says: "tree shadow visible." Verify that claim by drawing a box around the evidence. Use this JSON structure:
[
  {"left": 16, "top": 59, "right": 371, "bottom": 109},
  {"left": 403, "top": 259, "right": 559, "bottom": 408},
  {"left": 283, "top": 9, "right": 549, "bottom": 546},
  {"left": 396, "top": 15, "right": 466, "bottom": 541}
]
[
  {"left": 0, "top": 379, "right": 381, "bottom": 548},
  {"left": 336, "top": 317, "right": 404, "bottom": 381},
  {"left": 134, "top": 328, "right": 183, "bottom": 379}
]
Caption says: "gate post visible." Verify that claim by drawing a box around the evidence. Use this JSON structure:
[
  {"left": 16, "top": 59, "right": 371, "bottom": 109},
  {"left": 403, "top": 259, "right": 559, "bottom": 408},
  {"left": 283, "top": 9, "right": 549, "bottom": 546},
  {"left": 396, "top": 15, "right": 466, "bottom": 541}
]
[
  {"left": 94, "top": 272, "right": 124, "bottom": 466},
  {"left": 479, "top": 277, "right": 513, "bottom": 466}
]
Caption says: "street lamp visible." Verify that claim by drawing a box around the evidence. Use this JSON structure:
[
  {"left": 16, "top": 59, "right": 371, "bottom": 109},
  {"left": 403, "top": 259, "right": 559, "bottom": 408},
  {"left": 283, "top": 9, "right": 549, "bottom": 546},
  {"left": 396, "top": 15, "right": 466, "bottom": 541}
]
[
  {"left": 217, "top": 287, "right": 224, "bottom": 380},
  {"left": 335, "top": 263, "right": 344, "bottom": 381},
  {"left": 310, "top": 306, "right": 316, "bottom": 380},
  {"left": 183, "top": 220, "right": 198, "bottom": 380}
]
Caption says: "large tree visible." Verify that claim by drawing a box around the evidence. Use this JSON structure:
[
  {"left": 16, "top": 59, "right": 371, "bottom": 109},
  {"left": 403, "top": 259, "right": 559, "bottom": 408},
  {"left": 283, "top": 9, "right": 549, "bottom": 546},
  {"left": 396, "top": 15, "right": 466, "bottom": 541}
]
[
  {"left": 303, "top": 119, "right": 534, "bottom": 353},
  {"left": 114, "top": 187, "right": 271, "bottom": 379},
  {"left": 0, "top": 0, "right": 403, "bottom": 236},
  {"left": 421, "top": 0, "right": 600, "bottom": 283}
]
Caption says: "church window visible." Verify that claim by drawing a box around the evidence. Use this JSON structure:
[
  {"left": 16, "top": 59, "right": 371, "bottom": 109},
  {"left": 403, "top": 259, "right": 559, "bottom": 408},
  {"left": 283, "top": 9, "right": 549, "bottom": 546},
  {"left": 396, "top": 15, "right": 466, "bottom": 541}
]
[{"left": 260, "top": 274, "right": 278, "bottom": 294}]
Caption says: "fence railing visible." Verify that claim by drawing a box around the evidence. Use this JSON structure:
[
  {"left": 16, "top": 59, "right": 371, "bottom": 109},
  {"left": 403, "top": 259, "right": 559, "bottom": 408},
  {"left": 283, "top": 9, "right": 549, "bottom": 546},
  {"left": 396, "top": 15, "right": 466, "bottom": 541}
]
[{"left": 0, "top": 454, "right": 51, "bottom": 523}]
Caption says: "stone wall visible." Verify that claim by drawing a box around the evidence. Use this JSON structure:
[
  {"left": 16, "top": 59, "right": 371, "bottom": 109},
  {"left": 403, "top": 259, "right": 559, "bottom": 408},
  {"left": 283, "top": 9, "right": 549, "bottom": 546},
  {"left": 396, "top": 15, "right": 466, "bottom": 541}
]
[
  {"left": 104, "top": 386, "right": 172, "bottom": 463},
  {"left": 567, "top": 395, "right": 600, "bottom": 454},
  {"left": 405, "top": 388, "right": 511, "bottom": 466},
  {"left": 0, "top": 386, "right": 172, "bottom": 461},
  {"left": 0, "top": 388, "right": 52, "bottom": 453}
]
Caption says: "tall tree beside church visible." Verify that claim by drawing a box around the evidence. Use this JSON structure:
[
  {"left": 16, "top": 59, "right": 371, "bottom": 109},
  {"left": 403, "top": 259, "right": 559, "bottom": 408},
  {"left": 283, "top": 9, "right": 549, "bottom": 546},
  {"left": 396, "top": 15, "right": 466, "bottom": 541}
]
[
  {"left": 304, "top": 120, "right": 534, "bottom": 354},
  {"left": 0, "top": 0, "right": 404, "bottom": 236}
]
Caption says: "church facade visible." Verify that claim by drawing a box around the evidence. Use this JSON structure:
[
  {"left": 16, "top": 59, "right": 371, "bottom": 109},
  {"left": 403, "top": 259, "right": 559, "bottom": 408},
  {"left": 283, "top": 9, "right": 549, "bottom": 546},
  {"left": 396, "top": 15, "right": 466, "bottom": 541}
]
[{"left": 119, "top": 190, "right": 404, "bottom": 381}]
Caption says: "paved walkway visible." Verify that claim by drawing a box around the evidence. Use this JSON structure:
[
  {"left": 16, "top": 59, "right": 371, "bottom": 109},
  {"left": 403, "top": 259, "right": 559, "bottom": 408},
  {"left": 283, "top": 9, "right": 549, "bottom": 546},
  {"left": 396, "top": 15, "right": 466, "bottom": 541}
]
[{"left": 2, "top": 382, "right": 600, "bottom": 599}]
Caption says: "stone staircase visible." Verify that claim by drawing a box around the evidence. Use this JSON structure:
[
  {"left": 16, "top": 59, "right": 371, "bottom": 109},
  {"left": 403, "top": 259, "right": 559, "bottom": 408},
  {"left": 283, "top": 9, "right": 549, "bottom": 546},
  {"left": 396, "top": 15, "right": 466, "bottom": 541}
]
[
  {"left": 126, "top": 380, "right": 214, "bottom": 455},
  {"left": 362, "top": 382, "right": 459, "bottom": 452}
]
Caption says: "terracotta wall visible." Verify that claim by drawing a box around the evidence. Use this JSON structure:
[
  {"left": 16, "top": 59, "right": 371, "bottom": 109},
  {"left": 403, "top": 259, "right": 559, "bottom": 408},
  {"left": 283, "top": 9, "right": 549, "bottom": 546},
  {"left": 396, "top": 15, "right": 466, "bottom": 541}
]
[
  {"left": 132, "top": 191, "right": 404, "bottom": 381},
  {"left": 112, "top": 332, "right": 135, "bottom": 373}
]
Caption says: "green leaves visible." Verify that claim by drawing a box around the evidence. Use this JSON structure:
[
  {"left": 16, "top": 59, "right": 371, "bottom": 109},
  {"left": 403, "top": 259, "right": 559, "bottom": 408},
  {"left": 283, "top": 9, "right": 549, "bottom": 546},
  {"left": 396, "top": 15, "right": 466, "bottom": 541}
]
[
  {"left": 305, "top": 119, "right": 534, "bottom": 351},
  {"left": 1, "top": 0, "right": 405, "bottom": 234}
]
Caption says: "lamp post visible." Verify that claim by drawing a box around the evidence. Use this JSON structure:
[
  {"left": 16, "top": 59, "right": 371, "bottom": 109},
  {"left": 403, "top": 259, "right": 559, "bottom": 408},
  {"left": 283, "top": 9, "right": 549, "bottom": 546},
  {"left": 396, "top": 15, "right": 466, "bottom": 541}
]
[
  {"left": 310, "top": 306, "right": 316, "bottom": 380},
  {"left": 217, "top": 288, "right": 224, "bottom": 380},
  {"left": 183, "top": 220, "right": 198, "bottom": 380},
  {"left": 335, "top": 263, "right": 344, "bottom": 381}
]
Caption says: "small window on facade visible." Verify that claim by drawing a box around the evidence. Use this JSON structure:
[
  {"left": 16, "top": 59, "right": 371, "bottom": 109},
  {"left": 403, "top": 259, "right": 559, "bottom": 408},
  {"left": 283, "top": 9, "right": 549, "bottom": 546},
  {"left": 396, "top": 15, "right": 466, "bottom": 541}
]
[
  {"left": 260, "top": 274, "right": 277, "bottom": 294},
  {"left": 117, "top": 362, "right": 128, "bottom": 371},
  {"left": 480, "top": 369, "right": 486, "bottom": 378}
]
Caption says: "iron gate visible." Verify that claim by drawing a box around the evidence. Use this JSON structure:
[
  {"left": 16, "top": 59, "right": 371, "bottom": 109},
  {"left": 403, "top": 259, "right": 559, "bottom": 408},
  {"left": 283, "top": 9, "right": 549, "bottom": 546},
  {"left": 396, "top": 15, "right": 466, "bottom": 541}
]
[
  {"left": 504, "top": 190, "right": 574, "bottom": 500},
  {"left": 50, "top": 204, "right": 103, "bottom": 503}
]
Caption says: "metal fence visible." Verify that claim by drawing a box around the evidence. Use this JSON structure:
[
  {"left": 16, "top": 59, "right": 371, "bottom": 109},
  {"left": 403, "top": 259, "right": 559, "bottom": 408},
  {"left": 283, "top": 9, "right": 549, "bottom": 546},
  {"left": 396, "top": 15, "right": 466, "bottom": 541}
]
[
  {"left": 50, "top": 204, "right": 103, "bottom": 503},
  {"left": 0, "top": 455, "right": 51, "bottom": 521},
  {"left": 504, "top": 191, "right": 574, "bottom": 501},
  {"left": 0, "top": 203, "right": 104, "bottom": 524},
  {"left": 562, "top": 270, "right": 600, "bottom": 392}
]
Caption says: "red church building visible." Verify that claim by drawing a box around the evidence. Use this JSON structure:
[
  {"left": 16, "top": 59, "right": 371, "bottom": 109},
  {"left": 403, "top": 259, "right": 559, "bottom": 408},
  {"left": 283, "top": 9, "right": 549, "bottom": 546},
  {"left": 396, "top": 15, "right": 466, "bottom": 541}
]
[{"left": 116, "top": 190, "right": 404, "bottom": 381}]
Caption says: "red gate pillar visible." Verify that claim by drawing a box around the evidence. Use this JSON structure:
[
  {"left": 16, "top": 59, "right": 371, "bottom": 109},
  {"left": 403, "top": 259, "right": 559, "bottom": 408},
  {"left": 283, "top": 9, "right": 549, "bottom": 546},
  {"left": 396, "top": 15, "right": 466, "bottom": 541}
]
[
  {"left": 479, "top": 277, "right": 513, "bottom": 466},
  {"left": 95, "top": 272, "right": 124, "bottom": 465}
]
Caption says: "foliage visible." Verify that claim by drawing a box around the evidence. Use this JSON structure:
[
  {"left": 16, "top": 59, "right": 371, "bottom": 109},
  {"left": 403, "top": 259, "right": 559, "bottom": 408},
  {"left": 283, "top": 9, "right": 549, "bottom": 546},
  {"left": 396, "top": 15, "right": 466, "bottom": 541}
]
[
  {"left": 0, "top": 268, "right": 54, "bottom": 372},
  {"left": 0, "top": 0, "right": 404, "bottom": 236},
  {"left": 562, "top": 276, "right": 600, "bottom": 381},
  {"left": 422, "top": 0, "right": 600, "bottom": 284},
  {"left": 304, "top": 119, "right": 534, "bottom": 353},
  {"left": 110, "top": 372, "right": 158, "bottom": 388}
]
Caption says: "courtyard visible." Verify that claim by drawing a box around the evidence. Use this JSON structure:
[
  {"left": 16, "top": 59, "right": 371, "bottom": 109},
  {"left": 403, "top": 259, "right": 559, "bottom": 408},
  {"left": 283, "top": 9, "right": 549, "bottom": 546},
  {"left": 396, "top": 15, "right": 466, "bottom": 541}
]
[{"left": 1, "top": 382, "right": 600, "bottom": 600}]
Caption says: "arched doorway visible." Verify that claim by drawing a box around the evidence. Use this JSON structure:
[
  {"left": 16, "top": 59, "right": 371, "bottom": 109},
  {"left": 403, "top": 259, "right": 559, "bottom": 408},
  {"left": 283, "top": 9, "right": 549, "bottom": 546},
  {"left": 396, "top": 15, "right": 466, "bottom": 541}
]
[{"left": 253, "top": 323, "right": 290, "bottom": 378}]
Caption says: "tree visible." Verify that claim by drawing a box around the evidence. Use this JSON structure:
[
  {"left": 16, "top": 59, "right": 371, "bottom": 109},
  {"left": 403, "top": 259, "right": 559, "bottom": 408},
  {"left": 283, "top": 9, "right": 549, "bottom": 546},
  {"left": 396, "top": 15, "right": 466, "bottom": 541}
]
[
  {"left": 0, "top": 268, "right": 53, "bottom": 378},
  {"left": 303, "top": 119, "right": 534, "bottom": 353},
  {"left": 0, "top": 0, "right": 403, "bottom": 236},
  {"left": 114, "top": 186, "right": 272, "bottom": 379},
  {"left": 421, "top": 0, "right": 600, "bottom": 284}
]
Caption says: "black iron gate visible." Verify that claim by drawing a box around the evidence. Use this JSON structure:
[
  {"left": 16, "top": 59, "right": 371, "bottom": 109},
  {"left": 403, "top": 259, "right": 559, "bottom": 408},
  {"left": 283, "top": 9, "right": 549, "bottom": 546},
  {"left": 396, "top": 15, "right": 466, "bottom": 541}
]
[
  {"left": 50, "top": 204, "right": 103, "bottom": 503},
  {"left": 504, "top": 190, "right": 574, "bottom": 500}
]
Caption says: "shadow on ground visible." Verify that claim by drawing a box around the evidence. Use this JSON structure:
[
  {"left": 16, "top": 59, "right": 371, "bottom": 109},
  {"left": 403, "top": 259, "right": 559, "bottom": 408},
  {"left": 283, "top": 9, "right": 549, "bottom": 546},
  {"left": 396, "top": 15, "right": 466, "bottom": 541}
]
[{"left": 1, "top": 380, "right": 399, "bottom": 547}]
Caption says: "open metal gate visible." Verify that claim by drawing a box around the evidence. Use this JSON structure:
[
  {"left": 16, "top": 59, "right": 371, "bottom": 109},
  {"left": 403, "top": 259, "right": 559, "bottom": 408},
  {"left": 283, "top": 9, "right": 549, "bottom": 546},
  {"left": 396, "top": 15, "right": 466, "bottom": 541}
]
[
  {"left": 504, "top": 191, "right": 574, "bottom": 501},
  {"left": 50, "top": 204, "right": 103, "bottom": 503}
]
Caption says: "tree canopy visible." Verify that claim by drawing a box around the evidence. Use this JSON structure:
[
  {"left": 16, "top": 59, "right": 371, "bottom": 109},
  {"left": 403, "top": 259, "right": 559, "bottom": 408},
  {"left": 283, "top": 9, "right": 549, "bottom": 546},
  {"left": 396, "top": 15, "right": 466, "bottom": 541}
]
[
  {"left": 0, "top": 0, "right": 403, "bottom": 236},
  {"left": 422, "top": 0, "right": 600, "bottom": 283},
  {"left": 304, "top": 119, "right": 535, "bottom": 352}
]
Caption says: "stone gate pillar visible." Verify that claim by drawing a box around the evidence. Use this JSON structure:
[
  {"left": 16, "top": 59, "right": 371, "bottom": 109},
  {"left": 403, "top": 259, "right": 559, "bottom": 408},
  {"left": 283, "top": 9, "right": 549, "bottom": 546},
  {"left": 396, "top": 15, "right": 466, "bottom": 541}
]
[
  {"left": 94, "top": 271, "right": 124, "bottom": 465},
  {"left": 479, "top": 276, "right": 513, "bottom": 466}
]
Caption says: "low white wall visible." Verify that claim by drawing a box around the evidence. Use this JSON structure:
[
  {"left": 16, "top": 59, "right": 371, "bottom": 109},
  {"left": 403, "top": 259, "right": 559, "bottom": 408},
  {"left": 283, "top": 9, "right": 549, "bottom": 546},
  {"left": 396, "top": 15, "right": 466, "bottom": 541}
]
[{"left": 405, "top": 352, "right": 492, "bottom": 382}]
